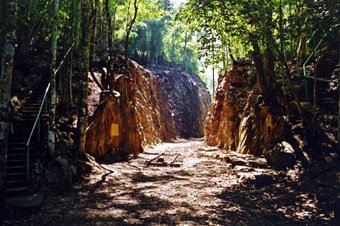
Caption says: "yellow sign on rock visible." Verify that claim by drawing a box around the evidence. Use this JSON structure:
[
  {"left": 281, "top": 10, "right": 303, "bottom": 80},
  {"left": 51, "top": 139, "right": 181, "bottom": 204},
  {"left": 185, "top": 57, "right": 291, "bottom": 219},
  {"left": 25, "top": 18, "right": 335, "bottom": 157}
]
[{"left": 111, "top": 124, "right": 119, "bottom": 137}]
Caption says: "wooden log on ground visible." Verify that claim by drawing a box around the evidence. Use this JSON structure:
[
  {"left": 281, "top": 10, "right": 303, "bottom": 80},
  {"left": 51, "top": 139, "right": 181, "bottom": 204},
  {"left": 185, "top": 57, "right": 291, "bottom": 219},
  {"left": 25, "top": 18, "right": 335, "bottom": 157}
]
[
  {"left": 146, "top": 152, "right": 165, "bottom": 166},
  {"left": 147, "top": 162, "right": 181, "bottom": 167},
  {"left": 170, "top": 153, "right": 180, "bottom": 166}
]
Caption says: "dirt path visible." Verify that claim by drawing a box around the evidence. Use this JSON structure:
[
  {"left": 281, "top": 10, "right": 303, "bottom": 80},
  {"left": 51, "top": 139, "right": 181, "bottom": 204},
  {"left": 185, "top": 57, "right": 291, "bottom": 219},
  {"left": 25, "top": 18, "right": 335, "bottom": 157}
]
[{"left": 3, "top": 139, "right": 337, "bottom": 225}]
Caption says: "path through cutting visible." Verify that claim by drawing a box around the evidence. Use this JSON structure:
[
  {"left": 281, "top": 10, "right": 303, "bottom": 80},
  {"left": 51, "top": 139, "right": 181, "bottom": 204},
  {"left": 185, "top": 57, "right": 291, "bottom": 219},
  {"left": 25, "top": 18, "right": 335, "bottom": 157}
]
[{"left": 3, "top": 139, "right": 335, "bottom": 225}]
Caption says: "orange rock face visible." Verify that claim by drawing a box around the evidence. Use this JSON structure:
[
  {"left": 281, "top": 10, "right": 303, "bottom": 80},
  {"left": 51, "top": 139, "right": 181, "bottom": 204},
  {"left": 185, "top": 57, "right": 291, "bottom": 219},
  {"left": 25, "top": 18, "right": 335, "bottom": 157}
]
[
  {"left": 205, "top": 68, "right": 285, "bottom": 156},
  {"left": 85, "top": 58, "right": 210, "bottom": 158},
  {"left": 205, "top": 69, "right": 249, "bottom": 150}
]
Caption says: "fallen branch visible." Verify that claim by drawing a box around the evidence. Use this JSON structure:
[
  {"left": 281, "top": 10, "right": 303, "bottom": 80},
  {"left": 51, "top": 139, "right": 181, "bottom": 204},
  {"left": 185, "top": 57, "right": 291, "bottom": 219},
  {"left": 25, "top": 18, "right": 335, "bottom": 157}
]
[
  {"left": 170, "top": 153, "right": 180, "bottom": 166},
  {"left": 146, "top": 152, "right": 165, "bottom": 166},
  {"left": 147, "top": 162, "right": 181, "bottom": 167},
  {"left": 90, "top": 68, "right": 105, "bottom": 91}
]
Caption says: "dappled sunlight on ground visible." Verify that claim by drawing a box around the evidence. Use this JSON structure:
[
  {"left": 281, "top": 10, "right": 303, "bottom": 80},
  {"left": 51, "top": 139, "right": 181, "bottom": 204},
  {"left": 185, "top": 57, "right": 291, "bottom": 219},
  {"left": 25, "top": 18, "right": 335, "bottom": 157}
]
[{"left": 3, "top": 139, "right": 337, "bottom": 225}]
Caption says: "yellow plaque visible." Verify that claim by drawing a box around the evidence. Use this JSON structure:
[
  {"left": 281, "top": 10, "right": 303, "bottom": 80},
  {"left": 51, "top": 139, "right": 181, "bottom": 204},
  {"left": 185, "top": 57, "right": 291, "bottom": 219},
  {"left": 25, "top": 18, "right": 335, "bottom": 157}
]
[{"left": 110, "top": 124, "right": 119, "bottom": 137}]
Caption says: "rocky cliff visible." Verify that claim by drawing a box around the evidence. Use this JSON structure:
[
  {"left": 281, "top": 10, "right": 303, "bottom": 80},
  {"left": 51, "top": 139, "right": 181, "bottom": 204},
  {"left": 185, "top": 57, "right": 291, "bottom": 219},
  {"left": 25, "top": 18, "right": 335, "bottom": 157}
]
[
  {"left": 204, "top": 68, "right": 295, "bottom": 169},
  {"left": 152, "top": 65, "right": 211, "bottom": 139},
  {"left": 85, "top": 57, "right": 210, "bottom": 159}
]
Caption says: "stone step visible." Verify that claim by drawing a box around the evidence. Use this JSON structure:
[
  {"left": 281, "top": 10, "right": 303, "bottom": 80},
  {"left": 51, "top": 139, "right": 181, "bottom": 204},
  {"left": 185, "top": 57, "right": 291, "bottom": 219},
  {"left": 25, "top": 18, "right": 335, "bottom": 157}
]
[
  {"left": 5, "top": 186, "right": 30, "bottom": 197},
  {"left": 7, "top": 165, "right": 26, "bottom": 170},
  {"left": 7, "top": 159, "right": 26, "bottom": 167},
  {"left": 5, "top": 93, "right": 48, "bottom": 198},
  {"left": 5, "top": 172, "right": 27, "bottom": 181},
  {"left": 5, "top": 179, "right": 26, "bottom": 186},
  {"left": 7, "top": 152, "right": 38, "bottom": 161}
]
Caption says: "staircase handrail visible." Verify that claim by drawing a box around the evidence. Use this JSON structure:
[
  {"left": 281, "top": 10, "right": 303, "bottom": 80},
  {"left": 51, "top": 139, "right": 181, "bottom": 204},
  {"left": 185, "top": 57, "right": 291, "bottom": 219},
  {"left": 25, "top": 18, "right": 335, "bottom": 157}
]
[
  {"left": 303, "top": 38, "right": 323, "bottom": 79},
  {"left": 25, "top": 83, "right": 50, "bottom": 179},
  {"left": 25, "top": 42, "right": 75, "bottom": 179},
  {"left": 302, "top": 38, "right": 323, "bottom": 99}
]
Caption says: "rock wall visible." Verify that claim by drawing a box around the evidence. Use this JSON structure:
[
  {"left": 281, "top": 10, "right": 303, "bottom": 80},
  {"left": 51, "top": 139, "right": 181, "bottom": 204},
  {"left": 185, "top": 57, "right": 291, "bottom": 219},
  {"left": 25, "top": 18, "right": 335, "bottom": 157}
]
[
  {"left": 85, "top": 57, "right": 210, "bottom": 158},
  {"left": 205, "top": 68, "right": 287, "bottom": 158},
  {"left": 152, "top": 65, "right": 211, "bottom": 139}
]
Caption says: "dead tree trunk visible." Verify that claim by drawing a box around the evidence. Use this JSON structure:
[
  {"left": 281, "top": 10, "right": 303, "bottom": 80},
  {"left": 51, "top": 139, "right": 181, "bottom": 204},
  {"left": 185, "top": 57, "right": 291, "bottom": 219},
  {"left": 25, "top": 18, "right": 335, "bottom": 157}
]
[{"left": 0, "top": 0, "right": 16, "bottom": 202}]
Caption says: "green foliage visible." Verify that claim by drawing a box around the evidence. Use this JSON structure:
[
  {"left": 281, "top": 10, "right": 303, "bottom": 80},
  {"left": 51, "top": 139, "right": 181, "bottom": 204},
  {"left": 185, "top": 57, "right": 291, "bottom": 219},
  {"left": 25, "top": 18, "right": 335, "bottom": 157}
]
[
  {"left": 179, "top": 0, "right": 339, "bottom": 71},
  {"left": 124, "top": 2, "right": 199, "bottom": 74}
]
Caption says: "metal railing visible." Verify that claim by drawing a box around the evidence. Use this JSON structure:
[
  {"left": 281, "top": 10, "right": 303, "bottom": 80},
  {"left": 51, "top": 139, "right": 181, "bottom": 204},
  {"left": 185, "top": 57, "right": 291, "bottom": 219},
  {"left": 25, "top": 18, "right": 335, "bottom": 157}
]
[
  {"left": 302, "top": 38, "right": 323, "bottom": 99},
  {"left": 301, "top": 38, "right": 339, "bottom": 139},
  {"left": 25, "top": 43, "right": 75, "bottom": 180},
  {"left": 26, "top": 83, "right": 50, "bottom": 179}
]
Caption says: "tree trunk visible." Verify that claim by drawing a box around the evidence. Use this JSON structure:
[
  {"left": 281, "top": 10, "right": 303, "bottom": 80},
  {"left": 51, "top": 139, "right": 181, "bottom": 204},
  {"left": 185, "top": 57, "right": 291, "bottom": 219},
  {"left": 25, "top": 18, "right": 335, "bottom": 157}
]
[
  {"left": 105, "top": 0, "right": 113, "bottom": 54},
  {"left": 0, "top": 0, "right": 16, "bottom": 203},
  {"left": 60, "top": 57, "right": 73, "bottom": 110},
  {"left": 76, "top": 0, "right": 92, "bottom": 154},
  {"left": 90, "top": 0, "right": 98, "bottom": 58},
  {"left": 182, "top": 30, "right": 189, "bottom": 71},
  {"left": 49, "top": 0, "right": 60, "bottom": 155},
  {"left": 279, "top": 0, "right": 285, "bottom": 60},
  {"left": 252, "top": 42, "right": 267, "bottom": 95},
  {"left": 296, "top": 7, "right": 307, "bottom": 66},
  {"left": 264, "top": 10, "right": 276, "bottom": 94},
  {"left": 212, "top": 45, "right": 215, "bottom": 95},
  {"left": 112, "top": 7, "right": 117, "bottom": 50},
  {"left": 125, "top": 0, "right": 138, "bottom": 66},
  {"left": 0, "top": 1, "right": 4, "bottom": 63},
  {"left": 338, "top": 79, "right": 340, "bottom": 150},
  {"left": 296, "top": 32, "right": 307, "bottom": 66}
]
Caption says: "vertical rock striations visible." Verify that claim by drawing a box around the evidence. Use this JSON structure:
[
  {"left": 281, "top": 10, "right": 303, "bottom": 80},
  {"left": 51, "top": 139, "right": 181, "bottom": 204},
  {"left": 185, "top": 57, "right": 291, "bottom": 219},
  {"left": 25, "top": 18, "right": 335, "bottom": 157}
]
[
  {"left": 152, "top": 65, "right": 211, "bottom": 139},
  {"left": 85, "top": 58, "right": 210, "bottom": 158},
  {"left": 205, "top": 68, "right": 287, "bottom": 158}
]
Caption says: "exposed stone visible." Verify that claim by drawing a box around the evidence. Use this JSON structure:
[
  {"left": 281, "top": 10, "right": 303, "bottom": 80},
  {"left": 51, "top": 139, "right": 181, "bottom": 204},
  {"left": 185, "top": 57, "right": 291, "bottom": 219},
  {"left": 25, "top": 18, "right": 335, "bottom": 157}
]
[
  {"left": 267, "top": 141, "right": 296, "bottom": 170},
  {"left": 233, "top": 165, "right": 254, "bottom": 172},
  {"left": 198, "top": 147, "right": 219, "bottom": 152},
  {"left": 248, "top": 158, "right": 268, "bottom": 168},
  {"left": 242, "top": 173, "right": 275, "bottom": 187},
  {"left": 225, "top": 156, "right": 249, "bottom": 167},
  {"left": 153, "top": 66, "right": 211, "bottom": 138},
  {"left": 205, "top": 68, "right": 252, "bottom": 151},
  {"left": 205, "top": 68, "right": 288, "bottom": 166},
  {"left": 46, "top": 157, "right": 74, "bottom": 194},
  {"left": 86, "top": 58, "right": 210, "bottom": 158}
]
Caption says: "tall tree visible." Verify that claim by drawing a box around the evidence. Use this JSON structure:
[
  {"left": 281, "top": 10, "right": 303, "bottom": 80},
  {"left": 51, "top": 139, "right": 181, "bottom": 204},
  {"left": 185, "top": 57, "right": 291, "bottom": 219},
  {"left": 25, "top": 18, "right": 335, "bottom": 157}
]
[
  {"left": 125, "top": 0, "right": 139, "bottom": 65},
  {"left": 0, "top": 0, "right": 16, "bottom": 201},
  {"left": 105, "top": 0, "right": 113, "bottom": 54},
  {"left": 76, "top": 0, "right": 92, "bottom": 154},
  {"left": 48, "top": 0, "right": 60, "bottom": 155}
]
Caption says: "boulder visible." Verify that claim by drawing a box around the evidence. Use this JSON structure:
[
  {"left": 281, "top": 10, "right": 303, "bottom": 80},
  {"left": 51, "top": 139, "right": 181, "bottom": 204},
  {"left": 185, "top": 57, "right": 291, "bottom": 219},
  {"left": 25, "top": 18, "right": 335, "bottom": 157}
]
[
  {"left": 46, "top": 157, "right": 76, "bottom": 194},
  {"left": 249, "top": 174, "right": 275, "bottom": 187},
  {"left": 267, "top": 141, "right": 296, "bottom": 170}
]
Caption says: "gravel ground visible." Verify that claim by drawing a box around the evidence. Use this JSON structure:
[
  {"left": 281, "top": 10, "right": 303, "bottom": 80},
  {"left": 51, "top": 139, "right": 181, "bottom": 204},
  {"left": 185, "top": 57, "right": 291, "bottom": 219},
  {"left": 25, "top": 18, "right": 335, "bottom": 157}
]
[{"left": 2, "top": 138, "right": 338, "bottom": 225}]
